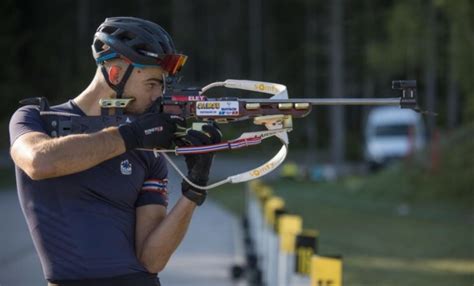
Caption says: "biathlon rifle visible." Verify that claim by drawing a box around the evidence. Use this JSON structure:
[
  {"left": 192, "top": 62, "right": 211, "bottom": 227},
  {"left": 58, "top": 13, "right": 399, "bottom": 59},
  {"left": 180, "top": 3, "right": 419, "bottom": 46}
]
[{"left": 27, "top": 79, "right": 428, "bottom": 190}]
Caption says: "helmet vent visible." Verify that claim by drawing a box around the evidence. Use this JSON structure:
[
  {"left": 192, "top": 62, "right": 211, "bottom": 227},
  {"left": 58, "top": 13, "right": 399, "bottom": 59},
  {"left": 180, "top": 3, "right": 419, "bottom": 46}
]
[
  {"left": 118, "top": 31, "right": 136, "bottom": 42},
  {"left": 93, "top": 39, "right": 106, "bottom": 52},
  {"left": 101, "top": 26, "right": 118, "bottom": 34},
  {"left": 134, "top": 44, "right": 154, "bottom": 55}
]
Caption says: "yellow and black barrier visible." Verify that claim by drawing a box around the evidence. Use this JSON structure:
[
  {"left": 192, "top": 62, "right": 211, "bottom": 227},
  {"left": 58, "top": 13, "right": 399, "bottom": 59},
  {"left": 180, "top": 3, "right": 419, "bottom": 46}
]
[
  {"left": 295, "top": 229, "right": 319, "bottom": 275},
  {"left": 311, "top": 255, "right": 343, "bottom": 286},
  {"left": 278, "top": 214, "right": 302, "bottom": 254},
  {"left": 243, "top": 180, "right": 343, "bottom": 286}
]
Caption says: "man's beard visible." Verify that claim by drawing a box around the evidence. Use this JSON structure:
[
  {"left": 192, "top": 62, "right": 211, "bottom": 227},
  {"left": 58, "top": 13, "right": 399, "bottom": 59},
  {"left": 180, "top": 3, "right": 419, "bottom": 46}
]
[{"left": 124, "top": 100, "right": 156, "bottom": 115}]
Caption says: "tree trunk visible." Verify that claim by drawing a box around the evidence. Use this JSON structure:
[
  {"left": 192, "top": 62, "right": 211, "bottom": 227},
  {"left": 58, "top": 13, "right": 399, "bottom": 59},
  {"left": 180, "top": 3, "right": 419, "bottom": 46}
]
[
  {"left": 171, "top": 0, "right": 196, "bottom": 82},
  {"left": 76, "top": 0, "right": 89, "bottom": 62},
  {"left": 424, "top": 1, "right": 437, "bottom": 136},
  {"left": 362, "top": 0, "right": 375, "bottom": 128},
  {"left": 137, "top": 0, "right": 151, "bottom": 19},
  {"left": 72, "top": 0, "right": 89, "bottom": 94},
  {"left": 447, "top": 21, "right": 459, "bottom": 129},
  {"left": 304, "top": 0, "right": 318, "bottom": 165},
  {"left": 329, "top": 0, "right": 345, "bottom": 172},
  {"left": 221, "top": 0, "right": 242, "bottom": 80},
  {"left": 249, "top": 0, "right": 263, "bottom": 79}
]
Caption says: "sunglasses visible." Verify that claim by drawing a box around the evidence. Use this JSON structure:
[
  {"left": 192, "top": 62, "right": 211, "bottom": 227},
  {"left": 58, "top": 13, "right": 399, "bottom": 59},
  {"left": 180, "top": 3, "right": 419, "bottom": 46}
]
[{"left": 138, "top": 50, "right": 187, "bottom": 76}]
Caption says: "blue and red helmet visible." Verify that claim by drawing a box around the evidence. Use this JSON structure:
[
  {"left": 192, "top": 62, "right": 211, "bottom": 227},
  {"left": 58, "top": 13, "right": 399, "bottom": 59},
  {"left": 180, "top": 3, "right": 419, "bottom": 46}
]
[{"left": 92, "top": 17, "right": 186, "bottom": 76}]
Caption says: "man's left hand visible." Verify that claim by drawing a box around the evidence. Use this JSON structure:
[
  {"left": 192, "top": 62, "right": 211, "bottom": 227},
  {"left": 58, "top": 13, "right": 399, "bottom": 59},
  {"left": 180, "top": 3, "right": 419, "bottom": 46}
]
[{"left": 175, "top": 124, "right": 221, "bottom": 206}]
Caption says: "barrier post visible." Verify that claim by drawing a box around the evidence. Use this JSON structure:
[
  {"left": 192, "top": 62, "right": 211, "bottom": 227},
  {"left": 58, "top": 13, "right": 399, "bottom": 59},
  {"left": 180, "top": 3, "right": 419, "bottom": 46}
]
[
  {"left": 263, "top": 196, "right": 285, "bottom": 285},
  {"left": 310, "top": 255, "right": 343, "bottom": 286},
  {"left": 295, "top": 230, "right": 319, "bottom": 275},
  {"left": 277, "top": 214, "right": 302, "bottom": 286}
]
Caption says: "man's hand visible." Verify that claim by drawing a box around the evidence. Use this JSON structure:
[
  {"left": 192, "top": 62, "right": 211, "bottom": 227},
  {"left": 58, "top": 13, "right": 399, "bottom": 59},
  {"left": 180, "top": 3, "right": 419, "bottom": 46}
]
[
  {"left": 118, "top": 113, "right": 185, "bottom": 150},
  {"left": 176, "top": 124, "right": 222, "bottom": 206}
]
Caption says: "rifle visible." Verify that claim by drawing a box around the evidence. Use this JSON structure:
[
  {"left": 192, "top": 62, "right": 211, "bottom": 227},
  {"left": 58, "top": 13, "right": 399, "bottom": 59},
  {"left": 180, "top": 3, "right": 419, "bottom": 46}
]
[{"left": 25, "top": 79, "right": 426, "bottom": 190}]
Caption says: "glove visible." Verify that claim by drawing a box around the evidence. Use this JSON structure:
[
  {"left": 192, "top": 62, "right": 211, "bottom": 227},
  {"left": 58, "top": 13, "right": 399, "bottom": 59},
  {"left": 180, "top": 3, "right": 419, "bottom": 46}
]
[
  {"left": 176, "top": 124, "right": 222, "bottom": 205},
  {"left": 118, "top": 113, "right": 185, "bottom": 150}
]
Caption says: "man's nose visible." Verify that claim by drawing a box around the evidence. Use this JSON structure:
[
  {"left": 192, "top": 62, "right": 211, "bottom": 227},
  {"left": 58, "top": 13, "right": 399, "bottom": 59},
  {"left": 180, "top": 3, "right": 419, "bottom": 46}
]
[{"left": 151, "top": 92, "right": 163, "bottom": 101}]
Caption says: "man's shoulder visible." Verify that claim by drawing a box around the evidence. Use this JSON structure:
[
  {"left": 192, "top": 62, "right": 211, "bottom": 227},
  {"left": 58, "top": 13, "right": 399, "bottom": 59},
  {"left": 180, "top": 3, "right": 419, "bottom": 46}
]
[
  {"left": 9, "top": 100, "right": 78, "bottom": 144},
  {"left": 49, "top": 100, "right": 84, "bottom": 115},
  {"left": 11, "top": 99, "right": 78, "bottom": 116},
  {"left": 12, "top": 103, "right": 40, "bottom": 115},
  {"left": 10, "top": 104, "right": 42, "bottom": 125}
]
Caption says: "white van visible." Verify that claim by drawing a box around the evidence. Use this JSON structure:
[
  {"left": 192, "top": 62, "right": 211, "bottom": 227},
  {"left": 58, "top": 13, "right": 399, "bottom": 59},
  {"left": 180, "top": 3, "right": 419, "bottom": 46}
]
[{"left": 364, "top": 106, "right": 426, "bottom": 170}]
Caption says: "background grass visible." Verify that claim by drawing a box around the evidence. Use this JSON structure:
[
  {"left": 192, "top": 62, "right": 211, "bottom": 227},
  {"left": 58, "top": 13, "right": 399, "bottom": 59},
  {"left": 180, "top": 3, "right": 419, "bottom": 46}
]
[
  {"left": 210, "top": 179, "right": 473, "bottom": 286},
  {"left": 209, "top": 124, "right": 474, "bottom": 286}
]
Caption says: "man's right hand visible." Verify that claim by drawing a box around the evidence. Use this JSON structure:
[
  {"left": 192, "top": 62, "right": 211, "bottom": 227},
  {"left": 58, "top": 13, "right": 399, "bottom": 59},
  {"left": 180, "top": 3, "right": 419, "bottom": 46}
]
[{"left": 118, "top": 113, "right": 185, "bottom": 150}]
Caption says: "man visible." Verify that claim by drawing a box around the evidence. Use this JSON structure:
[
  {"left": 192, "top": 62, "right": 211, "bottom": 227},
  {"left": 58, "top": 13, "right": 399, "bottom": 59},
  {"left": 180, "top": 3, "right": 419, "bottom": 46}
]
[{"left": 9, "top": 17, "right": 220, "bottom": 286}]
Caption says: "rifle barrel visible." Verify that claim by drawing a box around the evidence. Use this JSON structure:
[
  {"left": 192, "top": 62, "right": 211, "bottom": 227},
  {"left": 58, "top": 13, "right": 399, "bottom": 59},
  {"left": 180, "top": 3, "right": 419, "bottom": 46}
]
[{"left": 243, "top": 98, "right": 400, "bottom": 106}]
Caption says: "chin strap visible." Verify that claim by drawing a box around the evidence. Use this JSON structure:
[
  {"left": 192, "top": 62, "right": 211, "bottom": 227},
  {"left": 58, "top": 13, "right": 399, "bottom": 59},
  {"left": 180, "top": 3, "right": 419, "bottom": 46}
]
[
  {"left": 100, "top": 64, "right": 135, "bottom": 99},
  {"left": 99, "top": 63, "right": 134, "bottom": 115}
]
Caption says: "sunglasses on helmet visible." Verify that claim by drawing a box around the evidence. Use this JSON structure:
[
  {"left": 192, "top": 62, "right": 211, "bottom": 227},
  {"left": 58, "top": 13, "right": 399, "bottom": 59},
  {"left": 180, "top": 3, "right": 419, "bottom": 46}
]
[{"left": 138, "top": 50, "right": 187, "bottom": 76}]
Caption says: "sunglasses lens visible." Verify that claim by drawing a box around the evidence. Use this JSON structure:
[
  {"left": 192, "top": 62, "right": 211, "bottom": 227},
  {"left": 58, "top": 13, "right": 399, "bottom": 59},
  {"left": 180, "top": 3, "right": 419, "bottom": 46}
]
[{"left": 160, "top": 54, "right": 187, "bottom": 75}]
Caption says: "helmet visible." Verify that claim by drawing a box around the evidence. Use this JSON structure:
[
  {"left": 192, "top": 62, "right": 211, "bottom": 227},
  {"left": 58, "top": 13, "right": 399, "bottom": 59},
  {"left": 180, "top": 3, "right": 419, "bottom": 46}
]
[{"left": 92, "top": 17, "right": 186, "bottom": 76}]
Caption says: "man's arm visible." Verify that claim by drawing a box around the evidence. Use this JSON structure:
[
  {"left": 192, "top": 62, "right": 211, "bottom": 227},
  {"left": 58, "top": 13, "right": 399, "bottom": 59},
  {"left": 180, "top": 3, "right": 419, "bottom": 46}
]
[
  {"left": 10, "top": 127, "right": 126, "bottom": 180},
  {"left": 135, "top": 124, "right": 221, "bottom": 273},
  {"left": 135, "top": 197, "right": 196, "bottom": 273},
  {"left": 10, "top": 111, "right": 182, "bottom": 180}
]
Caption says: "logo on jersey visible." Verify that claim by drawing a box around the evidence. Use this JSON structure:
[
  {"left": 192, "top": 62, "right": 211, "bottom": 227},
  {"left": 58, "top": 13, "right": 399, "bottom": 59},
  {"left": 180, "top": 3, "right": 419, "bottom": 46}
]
[
  {"left": 120, "top": 160, "right": 132, "bottom": 175},
  {"left": 144, "top": 126, "right": 163, "bottom": 135}
]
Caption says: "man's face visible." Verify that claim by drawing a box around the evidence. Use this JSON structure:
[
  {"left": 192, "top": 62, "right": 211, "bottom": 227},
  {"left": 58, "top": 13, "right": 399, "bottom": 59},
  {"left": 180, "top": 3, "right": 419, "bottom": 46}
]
[{"left": 122, "top": 65, "right": 166, "bottom": 114}]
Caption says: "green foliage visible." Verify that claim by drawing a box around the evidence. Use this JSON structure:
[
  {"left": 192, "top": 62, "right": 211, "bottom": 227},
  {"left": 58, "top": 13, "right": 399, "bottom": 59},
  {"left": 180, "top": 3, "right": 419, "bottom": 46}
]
[
  {"left": 360, "top": 123, "right": 474, "bottom": 206},
  {"left": 0, "top": 0, "right": 472, "bottom": 148},
  {"left": 367, "top": 0, "right": 474, "bottom": 123}
]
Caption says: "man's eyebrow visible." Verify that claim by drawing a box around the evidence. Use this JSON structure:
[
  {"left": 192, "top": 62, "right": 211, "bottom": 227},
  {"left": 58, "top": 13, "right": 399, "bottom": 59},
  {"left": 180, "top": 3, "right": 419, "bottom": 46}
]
[{"left": 145, "top": 77, "right": 163, "bottom": 83}]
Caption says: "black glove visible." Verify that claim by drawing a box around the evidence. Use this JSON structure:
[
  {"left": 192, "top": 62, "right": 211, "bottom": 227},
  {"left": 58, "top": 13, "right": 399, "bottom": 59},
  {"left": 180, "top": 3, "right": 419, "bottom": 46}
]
[
  {"left": 118, "top": 113, "right": 185, "bottom": 150},
  {"left": 176, "top": 124, "right": 222, "bottom": 206}
]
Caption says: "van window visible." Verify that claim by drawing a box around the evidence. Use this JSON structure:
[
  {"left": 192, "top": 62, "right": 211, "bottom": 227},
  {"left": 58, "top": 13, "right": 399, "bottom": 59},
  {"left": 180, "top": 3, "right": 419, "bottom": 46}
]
[{"left": 374, "top": 124, "right": 413, "bottom": 137}]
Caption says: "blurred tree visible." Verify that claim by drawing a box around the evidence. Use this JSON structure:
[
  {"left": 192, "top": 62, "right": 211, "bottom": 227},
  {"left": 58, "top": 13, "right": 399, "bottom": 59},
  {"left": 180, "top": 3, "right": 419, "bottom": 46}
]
[
  {"left": 0, "top": 0, "right": 27, "bottom": 120},
  {"left": 367, "top": 0, "right": 474, "bottom": 130},
  {"left": 437, "top": 0, "right": 474, "bottom": 124},
  {"left": 424, "top": 0, "right": 437, "bottom": 135},
  {"left": 445, "top": 13, "right": 460, "bottom": 129},
  {"left": 249, "top": 0, "right": 263, "bottom": 79},
  {"left": 171, "top": 0, "right": 198, "bottom": 83},
  {"left": 76, "top": 0, "right": 91, "bottom": 86},
  {"left": 304, "top": 0, "right": 318, "bottom": 164},
  {"left": 329, "top": 0, "right": 346, "bottom": 170},
  {"left": 1, "top": 0, "right": 472, "bottom": 153}
]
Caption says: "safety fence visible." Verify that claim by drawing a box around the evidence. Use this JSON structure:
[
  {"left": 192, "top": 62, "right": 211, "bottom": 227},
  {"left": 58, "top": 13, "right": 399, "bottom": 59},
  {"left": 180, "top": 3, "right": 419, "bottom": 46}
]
[{"left": 237, "top": 180, "right": 343, "bottom": 286}]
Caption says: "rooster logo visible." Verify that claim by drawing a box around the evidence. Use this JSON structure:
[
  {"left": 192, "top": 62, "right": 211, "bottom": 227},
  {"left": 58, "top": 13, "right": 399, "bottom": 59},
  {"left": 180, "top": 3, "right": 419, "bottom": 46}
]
[{"left": 120, "top": 160, "right": 132, "bottom": 175}]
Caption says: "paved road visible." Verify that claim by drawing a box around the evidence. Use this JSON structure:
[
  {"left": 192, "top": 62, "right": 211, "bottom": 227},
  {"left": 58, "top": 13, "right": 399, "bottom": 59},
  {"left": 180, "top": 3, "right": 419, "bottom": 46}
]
[{"left": 0, "top": 165, "right": 245, "bottom": 286}]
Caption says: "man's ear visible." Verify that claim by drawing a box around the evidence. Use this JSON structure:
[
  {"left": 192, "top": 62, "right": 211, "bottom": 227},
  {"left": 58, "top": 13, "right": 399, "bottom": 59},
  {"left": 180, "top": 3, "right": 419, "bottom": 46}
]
[{"left": 109, "top": 65, "right": 122, "bottom": 84}]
